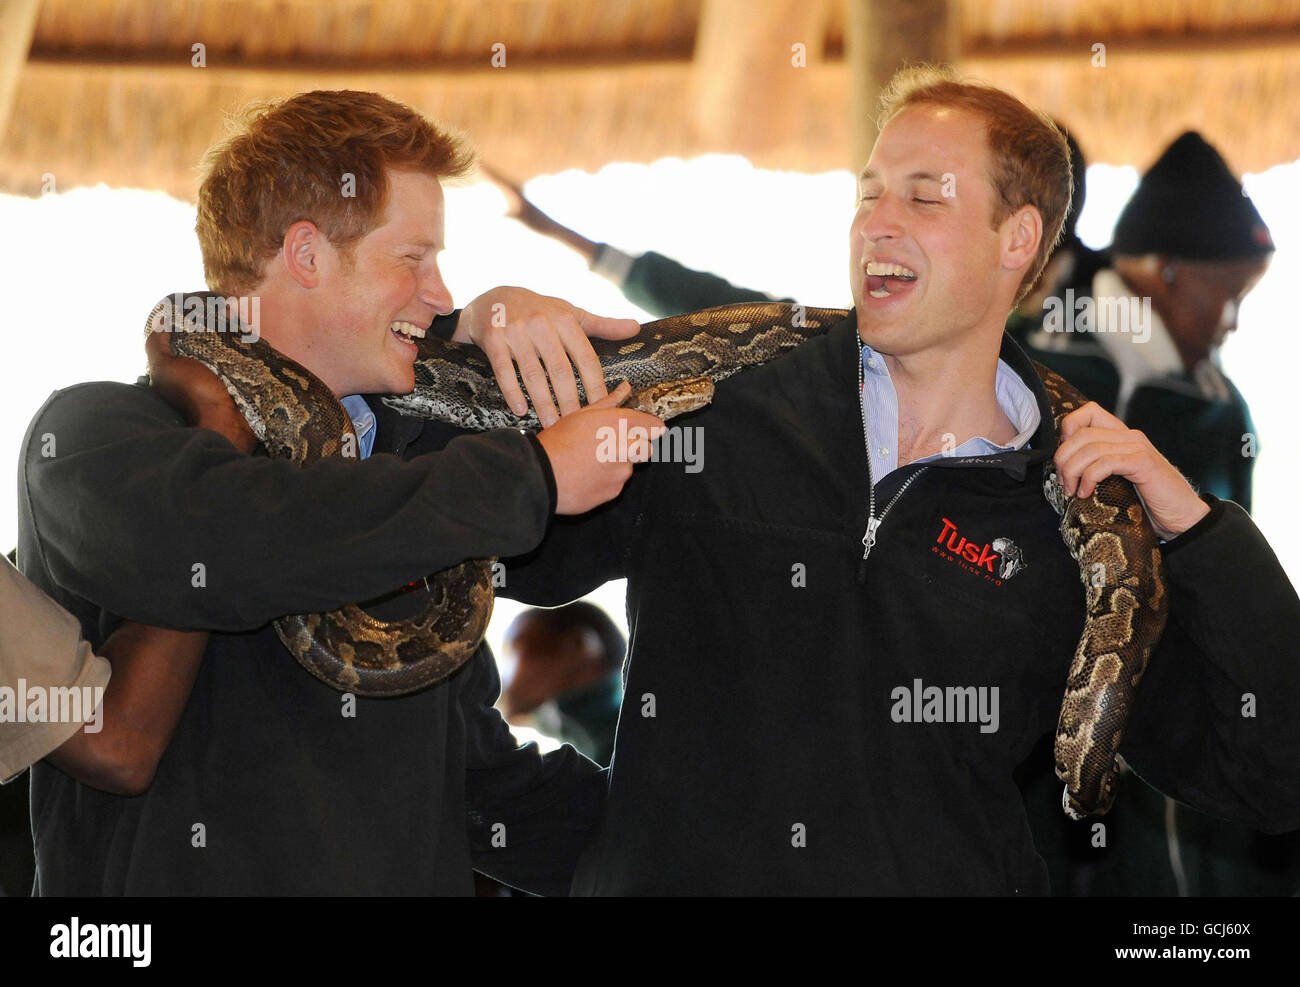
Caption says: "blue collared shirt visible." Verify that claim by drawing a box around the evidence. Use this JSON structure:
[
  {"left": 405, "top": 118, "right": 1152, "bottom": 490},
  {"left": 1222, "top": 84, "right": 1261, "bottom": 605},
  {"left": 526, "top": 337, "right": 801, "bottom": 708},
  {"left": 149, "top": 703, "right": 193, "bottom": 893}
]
[
  {"left": 339, "top": 394, "right": 377, "bottom": 460},
  {"left": 860, "top": 343, "right": 1040, "bottom": 482}
]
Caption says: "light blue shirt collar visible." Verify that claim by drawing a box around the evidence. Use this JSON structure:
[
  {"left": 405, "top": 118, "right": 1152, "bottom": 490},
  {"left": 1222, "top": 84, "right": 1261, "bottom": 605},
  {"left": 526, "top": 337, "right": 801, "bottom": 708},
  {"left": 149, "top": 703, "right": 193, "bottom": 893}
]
[
  {"left": 860, "top": 343, "right": 1040, "bottom": 482},
  {"left": 339, "top": 394, "right": 376, "bottom": 460}
]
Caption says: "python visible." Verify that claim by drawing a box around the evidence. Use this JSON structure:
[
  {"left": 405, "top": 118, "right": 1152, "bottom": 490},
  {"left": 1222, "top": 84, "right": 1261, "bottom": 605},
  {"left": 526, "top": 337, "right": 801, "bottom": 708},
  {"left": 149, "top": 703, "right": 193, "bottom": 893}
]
[{"left": 150, "top": 291, "right": 261, "bottom": 343}]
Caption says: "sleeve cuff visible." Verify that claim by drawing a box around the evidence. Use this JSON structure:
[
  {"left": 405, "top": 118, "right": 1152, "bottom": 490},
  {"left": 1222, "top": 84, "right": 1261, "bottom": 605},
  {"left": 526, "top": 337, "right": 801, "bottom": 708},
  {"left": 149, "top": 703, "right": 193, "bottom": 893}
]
[
  {"left": 1159, "top": 493, "right": 1225, "bottom": 556},
  {"left": 590, "top": 243, "right": 637, "bottom": 286},
  {"left": 0, "top": 649, "right": 110, "bottom": 785},
  {"left": 524, "top": 432, "right": 558, "bottom": 516}
]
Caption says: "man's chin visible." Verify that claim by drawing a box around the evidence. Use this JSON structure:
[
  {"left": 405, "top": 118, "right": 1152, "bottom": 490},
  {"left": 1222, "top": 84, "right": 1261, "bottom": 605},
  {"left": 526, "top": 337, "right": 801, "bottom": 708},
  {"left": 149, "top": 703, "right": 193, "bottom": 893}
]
[
  {"left": 380, "top": 357, "right": 417, "bottom": 396},
  {"left": 855, "top": 315, "right": 911, "bottom": 356}
]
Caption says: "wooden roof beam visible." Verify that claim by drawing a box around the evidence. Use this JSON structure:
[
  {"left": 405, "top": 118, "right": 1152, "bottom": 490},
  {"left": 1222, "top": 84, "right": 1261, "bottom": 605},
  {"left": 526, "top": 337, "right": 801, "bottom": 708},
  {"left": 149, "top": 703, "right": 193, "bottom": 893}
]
[
  {"left": 847, "top": 0, "right": 957, "bottom": 170},
  {"left": 0, "top": 0, "right": 40, "bottom": 143},
  {"left": 692, "top": 0, "right": 830, "bottom": 157}
]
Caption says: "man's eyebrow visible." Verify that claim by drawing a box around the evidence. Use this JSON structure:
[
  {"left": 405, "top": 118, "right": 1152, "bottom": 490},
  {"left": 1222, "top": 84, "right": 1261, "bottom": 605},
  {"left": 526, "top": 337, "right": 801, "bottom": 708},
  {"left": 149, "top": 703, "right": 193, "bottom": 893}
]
[
  {"left": 858, "top": 169, "right": 945, "bottom": 183},
  {"left": 399, "top": 238, "right": 442, "bottom": 249}
]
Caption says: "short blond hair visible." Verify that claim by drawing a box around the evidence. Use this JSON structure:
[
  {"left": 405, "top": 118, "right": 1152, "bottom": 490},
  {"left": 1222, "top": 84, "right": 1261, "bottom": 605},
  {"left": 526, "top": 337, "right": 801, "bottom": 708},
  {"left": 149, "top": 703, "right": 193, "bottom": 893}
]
[
  {"left": 197, "top": 90, "right": 476, "bottom": 295},
  {"left": 878, "top": 65, "right": 1072, "bottom": 302}
]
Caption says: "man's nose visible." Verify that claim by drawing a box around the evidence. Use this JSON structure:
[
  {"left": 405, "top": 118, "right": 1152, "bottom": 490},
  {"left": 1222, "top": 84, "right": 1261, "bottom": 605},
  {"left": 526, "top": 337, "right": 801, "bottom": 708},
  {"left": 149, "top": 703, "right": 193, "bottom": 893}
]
[
  {"left": 422, "top": 265, "right": 455, "bottom": 316},
  {"left": 859, "top": 193, "right": 905, "bottom": 243}
]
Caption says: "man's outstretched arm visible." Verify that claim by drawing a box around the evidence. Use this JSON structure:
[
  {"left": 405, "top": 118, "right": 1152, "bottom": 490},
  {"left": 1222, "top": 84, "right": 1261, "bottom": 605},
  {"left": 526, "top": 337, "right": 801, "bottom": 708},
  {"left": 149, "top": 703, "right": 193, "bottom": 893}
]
[
  {"left": 482, "top": 166, "right": 783, "bottom": 319},
  {"left": 21, "top": 378, "right": 557, "bottom": 631}
]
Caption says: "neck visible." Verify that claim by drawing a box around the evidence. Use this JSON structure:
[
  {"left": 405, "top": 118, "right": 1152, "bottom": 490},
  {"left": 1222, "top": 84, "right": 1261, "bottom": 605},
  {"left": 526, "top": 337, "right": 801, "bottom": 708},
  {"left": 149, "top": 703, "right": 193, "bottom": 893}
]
[
  {"left": 1016, "top": 250, "right": 1073, "bottom": 315},
  {"left": 251, "top": 281, "right": 350, "bottom": 397},
  {"left": 873, "top": 330, "right": 1018, "bottom": 466}
]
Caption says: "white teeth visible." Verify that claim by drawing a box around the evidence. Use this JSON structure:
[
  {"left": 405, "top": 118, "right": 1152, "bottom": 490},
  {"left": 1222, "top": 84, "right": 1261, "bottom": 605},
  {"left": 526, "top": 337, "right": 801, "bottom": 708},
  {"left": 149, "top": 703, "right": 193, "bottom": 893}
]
[
  {"left": 865, "top": 261, "right": 917, "bottom": 279},
  {"left": 869, "top": 288, "right": 891, "bottom": 298},
  {"left": 390, "top": 321, "right": 426, "bottom": 339}
]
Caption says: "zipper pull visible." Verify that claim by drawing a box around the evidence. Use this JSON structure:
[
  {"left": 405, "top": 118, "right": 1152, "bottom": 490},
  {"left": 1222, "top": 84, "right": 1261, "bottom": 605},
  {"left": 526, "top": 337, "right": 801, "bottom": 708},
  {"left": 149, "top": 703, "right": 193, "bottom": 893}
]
[{"left": 857, "top": 516, "right": 881, "bottom": 582}]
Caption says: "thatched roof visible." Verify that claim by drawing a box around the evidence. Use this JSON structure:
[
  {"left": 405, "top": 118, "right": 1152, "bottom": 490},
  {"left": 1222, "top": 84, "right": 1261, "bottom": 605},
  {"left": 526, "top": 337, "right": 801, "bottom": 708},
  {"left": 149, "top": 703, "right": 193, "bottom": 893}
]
[{"left": 2, "top": 0, "right": 1298, "bottom": 199}]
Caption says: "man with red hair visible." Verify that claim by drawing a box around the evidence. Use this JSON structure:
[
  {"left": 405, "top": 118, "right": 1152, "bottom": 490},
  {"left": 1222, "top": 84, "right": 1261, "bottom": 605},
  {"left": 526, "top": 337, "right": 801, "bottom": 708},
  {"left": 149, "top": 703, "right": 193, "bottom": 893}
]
[{"left": 17, "top": 90, "right": 662, "bottom": 895}]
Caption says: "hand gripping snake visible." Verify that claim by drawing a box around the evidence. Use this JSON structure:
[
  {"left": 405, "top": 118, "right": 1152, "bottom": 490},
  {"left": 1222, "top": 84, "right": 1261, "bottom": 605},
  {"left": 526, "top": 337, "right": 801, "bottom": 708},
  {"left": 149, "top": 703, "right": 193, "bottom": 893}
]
[{"left": 146, "top": 295, "right": 1167, "bottom": 818}]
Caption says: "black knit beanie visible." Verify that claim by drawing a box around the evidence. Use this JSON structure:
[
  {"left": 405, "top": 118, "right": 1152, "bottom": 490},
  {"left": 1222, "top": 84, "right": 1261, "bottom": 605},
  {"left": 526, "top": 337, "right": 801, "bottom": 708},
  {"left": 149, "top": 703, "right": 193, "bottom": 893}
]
[{"left": 1111, "top": 131, "right": 1274, "bottom": 260}]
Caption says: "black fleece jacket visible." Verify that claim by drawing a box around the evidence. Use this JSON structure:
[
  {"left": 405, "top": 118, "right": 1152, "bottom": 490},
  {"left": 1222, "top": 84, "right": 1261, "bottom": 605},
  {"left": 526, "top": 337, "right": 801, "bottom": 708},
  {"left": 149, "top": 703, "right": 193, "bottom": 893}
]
[
  {"left": 499, "top": 310, "right": 1300, "bottom": 895},
  {"left": 16, "top": 313, "right": 600, "bottom": 896}
]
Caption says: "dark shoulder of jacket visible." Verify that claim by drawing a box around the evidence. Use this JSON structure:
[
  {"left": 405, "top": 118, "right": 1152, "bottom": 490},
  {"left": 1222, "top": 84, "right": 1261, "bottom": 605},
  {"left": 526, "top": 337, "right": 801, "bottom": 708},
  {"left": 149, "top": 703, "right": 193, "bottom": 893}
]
[
  {"left": 704, "top": 314, "right": 853, "bottom": 411},
  {"left": 24, "top": 378, "right": 183, "bottom": 442}
]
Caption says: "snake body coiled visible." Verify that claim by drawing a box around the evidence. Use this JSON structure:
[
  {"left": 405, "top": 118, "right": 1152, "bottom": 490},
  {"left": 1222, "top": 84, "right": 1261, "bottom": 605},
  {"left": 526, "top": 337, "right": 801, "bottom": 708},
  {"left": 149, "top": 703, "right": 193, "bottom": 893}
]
[
  {"left": 147, "top": 296, "right": 1167, "bottom": 816},
  {"left": 146, "top": 296, "right": 495, "bottom": 697}
]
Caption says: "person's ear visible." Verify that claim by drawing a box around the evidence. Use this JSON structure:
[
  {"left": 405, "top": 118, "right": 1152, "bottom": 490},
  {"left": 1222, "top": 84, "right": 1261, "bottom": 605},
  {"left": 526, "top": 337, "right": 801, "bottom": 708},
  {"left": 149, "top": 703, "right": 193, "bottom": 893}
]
[
  {"left": 1144, "top": 255, "right": 1178, "bottom": 308},
  {"left": 1001, "top": 204, "right": 1042, "bottom": 277},
  {"left": 282, "top": 220, "right": 323, "bottom": 288}
]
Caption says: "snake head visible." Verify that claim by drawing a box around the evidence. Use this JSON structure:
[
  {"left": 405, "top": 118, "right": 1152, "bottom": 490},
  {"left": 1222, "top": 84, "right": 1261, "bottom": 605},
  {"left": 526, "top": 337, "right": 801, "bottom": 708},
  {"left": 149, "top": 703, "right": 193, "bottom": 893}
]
[
  {"left": 624, "top": 376, "right": 716, "bottom": 421},
  {"left": 1061, "top": 761, "right": 1121, "bottom": 820}
]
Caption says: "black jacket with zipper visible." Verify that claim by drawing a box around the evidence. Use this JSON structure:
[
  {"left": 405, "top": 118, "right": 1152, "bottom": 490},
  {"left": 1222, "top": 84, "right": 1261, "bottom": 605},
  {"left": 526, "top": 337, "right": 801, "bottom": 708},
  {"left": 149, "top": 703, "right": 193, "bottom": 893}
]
[
  {"left": 16, "top": 311, "right": 603, "bottom": 896},
  {"left": 499, "top": 310, "right": 1300, "bottom": 895}
]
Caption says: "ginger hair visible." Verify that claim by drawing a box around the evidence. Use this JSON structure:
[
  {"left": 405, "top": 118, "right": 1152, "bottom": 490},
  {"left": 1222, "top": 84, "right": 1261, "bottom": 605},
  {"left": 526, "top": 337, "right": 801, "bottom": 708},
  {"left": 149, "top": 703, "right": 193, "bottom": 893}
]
[{"left": 196, "top": 90, "right": 476, "bottom": 295}]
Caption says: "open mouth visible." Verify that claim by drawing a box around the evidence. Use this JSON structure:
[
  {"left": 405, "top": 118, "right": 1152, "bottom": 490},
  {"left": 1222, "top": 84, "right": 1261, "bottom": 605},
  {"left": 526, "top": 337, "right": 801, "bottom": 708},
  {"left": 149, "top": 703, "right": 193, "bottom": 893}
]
[
  {"left": 390, "top": 320, "right": 426, "bottom": 345},
  {"left": 865, "top": 261, "right": 917, "bottom": 299}
]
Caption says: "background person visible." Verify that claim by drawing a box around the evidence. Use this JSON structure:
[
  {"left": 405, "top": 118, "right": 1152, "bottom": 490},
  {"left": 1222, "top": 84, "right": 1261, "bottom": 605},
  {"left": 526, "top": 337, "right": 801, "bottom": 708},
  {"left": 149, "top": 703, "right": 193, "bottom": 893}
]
[
  {"left": 1013, "top": 130, "right": 1272, "bottom": 511},
  {"left": 500, "top": 602, "right": 627, "bottom": 767}
]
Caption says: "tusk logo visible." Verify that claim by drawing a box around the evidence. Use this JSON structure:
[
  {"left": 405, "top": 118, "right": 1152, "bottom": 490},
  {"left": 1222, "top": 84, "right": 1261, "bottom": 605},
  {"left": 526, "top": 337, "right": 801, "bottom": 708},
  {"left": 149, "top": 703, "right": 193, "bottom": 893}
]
[{"left": 933, "top": 518, "right": 1026, "bottom": 585}]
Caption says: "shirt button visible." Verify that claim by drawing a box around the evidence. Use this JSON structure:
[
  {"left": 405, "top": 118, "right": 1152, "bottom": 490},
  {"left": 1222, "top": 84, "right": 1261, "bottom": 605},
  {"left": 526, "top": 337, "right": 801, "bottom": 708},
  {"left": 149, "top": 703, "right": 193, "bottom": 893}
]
[
  {"left": 867, "top": 358, "right": 876, "bottom": 368},
  {"left": 879, "top": 447, "right": 889, "bottom": 457}
]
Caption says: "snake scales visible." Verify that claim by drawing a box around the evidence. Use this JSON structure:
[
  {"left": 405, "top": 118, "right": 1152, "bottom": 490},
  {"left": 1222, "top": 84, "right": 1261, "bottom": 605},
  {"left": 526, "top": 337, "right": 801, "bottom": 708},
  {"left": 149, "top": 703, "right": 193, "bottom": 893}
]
[{"left": 146, "top": 295, "right": 1166, "bottom": 818}]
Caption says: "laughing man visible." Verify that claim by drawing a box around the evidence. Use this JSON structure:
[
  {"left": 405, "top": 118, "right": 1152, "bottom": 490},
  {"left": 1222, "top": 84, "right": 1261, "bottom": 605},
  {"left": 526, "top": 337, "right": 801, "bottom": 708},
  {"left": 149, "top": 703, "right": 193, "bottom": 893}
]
[{"left": 496, "top": 67, "right": 1300, "bottom": 894}]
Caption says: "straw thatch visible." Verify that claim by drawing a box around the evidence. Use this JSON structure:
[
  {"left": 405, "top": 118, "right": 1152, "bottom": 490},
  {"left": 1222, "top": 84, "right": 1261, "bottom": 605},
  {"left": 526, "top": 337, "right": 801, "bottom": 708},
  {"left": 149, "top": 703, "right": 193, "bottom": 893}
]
[{"left": 2, "top": 0, "right": 1298, "bottom": 199}]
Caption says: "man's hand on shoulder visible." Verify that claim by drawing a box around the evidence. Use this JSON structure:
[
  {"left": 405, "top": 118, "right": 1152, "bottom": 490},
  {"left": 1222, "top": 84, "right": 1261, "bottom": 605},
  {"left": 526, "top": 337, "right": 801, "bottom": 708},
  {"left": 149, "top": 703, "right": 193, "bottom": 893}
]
[
  {"left": 1054, "top": 401, "right": 1212, "bottom": 540},
  {"left": 146, "top": 328, "right": 258, "bottom": 454},
  {"left": 456, "top": 286, "right": 640, "bottom": 426},
  {"left": 537, "top": 382, "right": 664, "bottom": 515}
]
